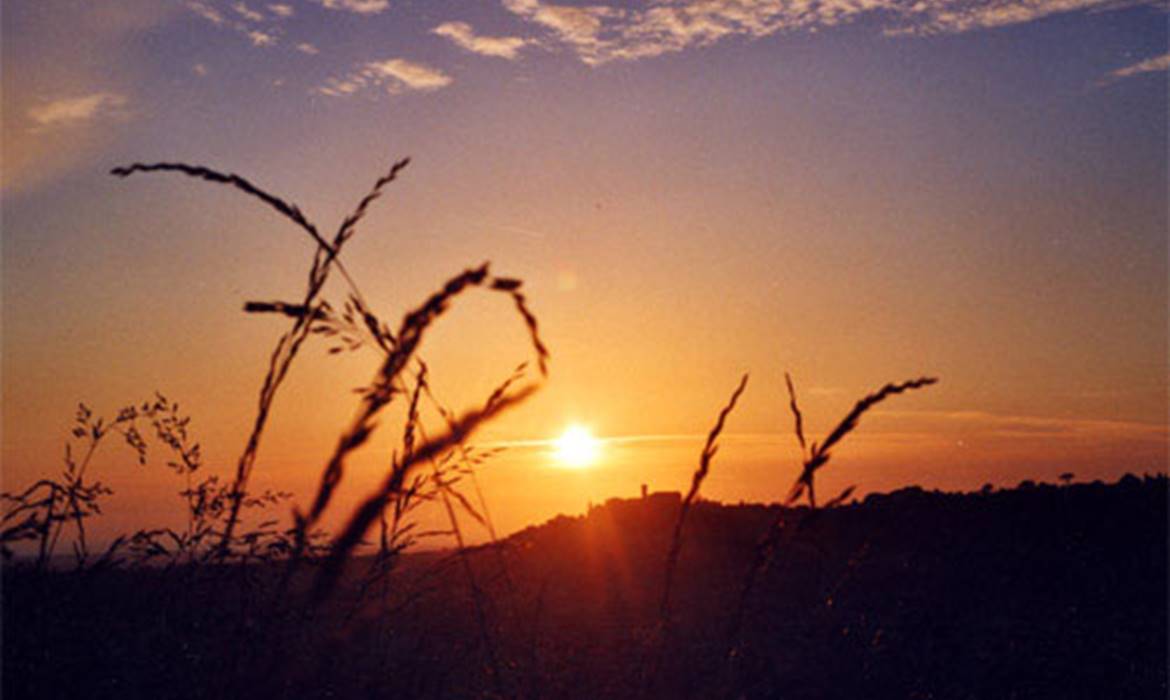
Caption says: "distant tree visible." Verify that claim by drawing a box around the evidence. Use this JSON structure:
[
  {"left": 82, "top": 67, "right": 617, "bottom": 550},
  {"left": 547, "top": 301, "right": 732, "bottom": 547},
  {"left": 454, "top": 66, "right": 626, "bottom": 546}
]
[{"left": 1059, "top": 472, "right": 1074, "bottom": 485}]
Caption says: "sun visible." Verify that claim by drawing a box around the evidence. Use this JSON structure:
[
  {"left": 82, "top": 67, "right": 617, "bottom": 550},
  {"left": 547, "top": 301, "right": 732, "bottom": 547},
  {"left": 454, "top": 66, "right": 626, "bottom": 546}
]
[{"left": 553, "top": 425, "right": 601, "bottom": 468}]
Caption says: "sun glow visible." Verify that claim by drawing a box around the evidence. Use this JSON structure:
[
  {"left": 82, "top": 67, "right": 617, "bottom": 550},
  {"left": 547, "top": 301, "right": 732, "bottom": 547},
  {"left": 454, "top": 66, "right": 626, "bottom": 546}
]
[{"left": 553, "top": 425, "right": 601, "bottom": 468}]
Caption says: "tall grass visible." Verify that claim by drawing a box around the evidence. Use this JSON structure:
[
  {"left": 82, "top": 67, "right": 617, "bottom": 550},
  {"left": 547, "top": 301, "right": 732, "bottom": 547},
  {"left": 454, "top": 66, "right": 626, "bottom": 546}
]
[
  {"left": 107, "top": 160, "right": 547, "bottom": 582},
  {"left": 0, "top": 393, "right": 297, "bottom": 570},
  {"left": 111, "top": 160, "right": 413, "bottom": 554},
  {"left": 660, "top": 373, "right": 750, "bottom": 623},
  {"left": 637, "top": 373, "right": 749, "bottom": 695},
  {"left": 102, "top": 159, "right": 557, "bottom": 697},
  {"left": 783, "top": 375, "right": 939, "bottom": 509},
  {"left": 3, "top": 155, "right": 956, "bottom": 699},
  {"left": 724, "top": 372, "right": 938, "bottom": 692}
]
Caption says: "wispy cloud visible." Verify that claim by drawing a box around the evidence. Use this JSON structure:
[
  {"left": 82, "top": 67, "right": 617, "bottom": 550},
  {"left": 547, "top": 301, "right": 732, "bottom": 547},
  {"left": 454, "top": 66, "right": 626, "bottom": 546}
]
[
  {"left": 193, "top": 63, "right": 209, "bottom": 77},
  {"left": 875, "top": 409, "right": 1168, "bottom": 441},
  {"left": 188, "top": 1, "right": 285, "bottom": 48},
  {"left": 892, "top": 0, "right": 1159, "bottom": 34},
  {"left": 268, "top": 3, "right": 294, "bottom": 18},
  {"left": 1099, "top": 51, "right": 1170, "bottom": 85},
  {"left": 489, "top": 410, "right": 1169, "bottom": 450},
  {"left": 248, "top": 29, "right": 277, "bottom": 46},
  {"left": 297, "top": 42, "right": 320, "bottom": 55},
  {"left": 503, "top": 0, "right": 617, "bottom": 64},
  {"left": 312, "top": 0, "right": 390, "bottom": 14},
  {"left": 27, "top": 93, "right": 128, "bottom": 131},
  {"left": 433, "top": 21, "right": 530, "bottom": 59},
  {"left": 187, "top": 1, "right": 225, "bottom": 25},
  {"left": 502, "top": 0, "right": 1165, "bottom": 66},
  {"left": 232, "top": 1, "right": 264, "bottom": 22},
  {"left": 365, "top": 58, "right": 453, "bottom": 90},
  {"left": 316, "top": 58, "right": 453, "bottom": 96}
]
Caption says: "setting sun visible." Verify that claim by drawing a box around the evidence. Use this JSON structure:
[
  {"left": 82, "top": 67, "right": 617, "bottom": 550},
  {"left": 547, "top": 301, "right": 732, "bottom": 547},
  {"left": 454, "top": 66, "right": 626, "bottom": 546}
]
[{"left": 553, "top": 425, "right": 601, "bottom": 469}]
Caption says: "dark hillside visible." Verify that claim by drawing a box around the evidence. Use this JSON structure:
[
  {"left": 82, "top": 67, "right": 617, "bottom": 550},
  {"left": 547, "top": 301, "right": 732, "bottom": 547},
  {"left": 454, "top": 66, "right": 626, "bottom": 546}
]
[
  {"left": 4, "top": 475, "right": 1166, "bottom": 699},
  {"left": 452, "top": 475, "right": 1167, "bottom": 699}
]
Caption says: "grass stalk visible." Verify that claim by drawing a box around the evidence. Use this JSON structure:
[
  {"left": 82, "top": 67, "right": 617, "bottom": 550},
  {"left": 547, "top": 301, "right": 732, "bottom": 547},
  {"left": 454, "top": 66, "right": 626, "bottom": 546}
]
[{"left": 724, "top": 372, "right": 938, "bottom": 690}]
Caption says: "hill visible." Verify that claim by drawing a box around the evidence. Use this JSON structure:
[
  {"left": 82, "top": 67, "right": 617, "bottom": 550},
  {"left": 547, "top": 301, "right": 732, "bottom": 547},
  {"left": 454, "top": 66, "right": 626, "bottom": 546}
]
[{"left": 4, "top": 475, "right": 1166, "bottom": 698}]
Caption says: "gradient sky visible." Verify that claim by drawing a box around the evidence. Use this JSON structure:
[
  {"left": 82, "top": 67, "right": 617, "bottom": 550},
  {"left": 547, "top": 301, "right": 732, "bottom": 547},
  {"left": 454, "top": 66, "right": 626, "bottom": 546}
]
[{"left": 2, "top": 0, "right": 1167, "bottom": 544}]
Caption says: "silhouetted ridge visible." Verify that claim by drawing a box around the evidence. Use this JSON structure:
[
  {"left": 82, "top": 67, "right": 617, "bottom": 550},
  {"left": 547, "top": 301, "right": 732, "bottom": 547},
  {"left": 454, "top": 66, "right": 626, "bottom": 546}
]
[{"left": 5, "top": 475, "right": 1165, "bottom": 699}]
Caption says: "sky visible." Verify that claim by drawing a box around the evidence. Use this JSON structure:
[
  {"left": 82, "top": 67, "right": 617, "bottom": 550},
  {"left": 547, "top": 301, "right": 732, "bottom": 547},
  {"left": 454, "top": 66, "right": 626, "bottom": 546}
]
[{"left": 2, "top": 0, "right": 1167, "bottom": 546}]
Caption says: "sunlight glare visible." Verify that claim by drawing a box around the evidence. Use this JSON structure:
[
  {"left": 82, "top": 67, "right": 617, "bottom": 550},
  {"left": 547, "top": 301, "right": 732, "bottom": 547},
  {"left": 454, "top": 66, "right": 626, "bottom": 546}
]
[{"left": 553, "top": 425, "right": 601, "bottom": 468}]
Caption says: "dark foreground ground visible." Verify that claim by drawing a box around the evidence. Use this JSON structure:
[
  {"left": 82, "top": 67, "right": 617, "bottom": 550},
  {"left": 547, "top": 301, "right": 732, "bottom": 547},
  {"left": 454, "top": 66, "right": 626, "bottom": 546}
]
[{"left": 4, "top": 475, "right": 1166, "bottom": 699}]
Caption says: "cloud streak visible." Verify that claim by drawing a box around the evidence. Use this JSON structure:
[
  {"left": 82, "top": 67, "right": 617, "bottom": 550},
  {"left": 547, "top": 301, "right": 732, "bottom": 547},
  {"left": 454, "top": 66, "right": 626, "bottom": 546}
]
[
  {"left": 1102, "top": 51, "right": 1170, "bottom": 84},
  {"left": 248, "top": 29, "right": 276, "bottom": 46},
  {"left": 316, "top": 58, "right": 453, "bottom": 96},
  {"left": 187, "top": 1, "right": 226, "bottom": 25},
  {"left": 501, "top": 0, "right": 1166, "bottom": 66},
  {"left": 874, "top": 409, "right": 1168, "bottom": 442},
  {"left": 312, "top": 0, "right": 389, "bottom": 14},
  {"left": 27, "top": 93, "right": 128, "bottom": 131},
  {"left": 188, "top": 1, "right": 283, "bottom": 47},
  {"left": 232, "top": 2, "right": 264, "bottom": 22},
  {"left": 486, "top": 410, "right": 1168, "bottom": 451},
  {"left": 433, "top": 21, "right": 530, "bottom": 59}
]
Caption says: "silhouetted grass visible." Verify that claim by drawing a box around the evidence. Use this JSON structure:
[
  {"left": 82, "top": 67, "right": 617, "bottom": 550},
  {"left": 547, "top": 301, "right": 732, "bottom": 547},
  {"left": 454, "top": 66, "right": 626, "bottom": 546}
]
[
  {"left": 1, "top": 157, "right": 1002, "bottom": 700},
  {"left": 112, "top": 158, "right": 412, "bottom": 553},
  {"left": 725, "top": 372, "right": 938, "bottom": 692},
  {"left": 108, "top": 159, "right": 546, "bottom": 580},
  {"left": 637, "top": 373, "right": 749, "bottom": 694},
  {"left": 660, "top": 373, "right": 750, "bottom": 623},
  {"left": 785, "top": 375, "right": 938, "bottom": 508}
]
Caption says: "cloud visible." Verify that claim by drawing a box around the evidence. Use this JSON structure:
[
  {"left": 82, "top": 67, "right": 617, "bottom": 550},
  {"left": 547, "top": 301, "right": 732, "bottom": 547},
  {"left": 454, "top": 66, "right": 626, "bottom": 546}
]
[
  {"left": 193, "top": 63, "right": 209, "bottom": 76},
  {"left": 316, "top": 58, "right": 453, "bottom": 96},
  {"left": 232, "top": 1, "right": 264, "bottom": 22},
  {"left": 502, "top": 0, "right": 1165, "bottom": 65},
  {"left": 876, "top": 409, "right": 1168, "bottom": 441},
  {"left": 503, "top": 0, "right": 618, "bottom": 63},
  {"left": 892, "top": 0, "right": 1155, "bottom": 34},
  {"left": 1086, "top": 51, "right": 1170, "bottom": 88},
  {"left": 371, "top": 59, "right": 454, "bottom": 90},
  {"left": 1102, "top": 51, "right": 1170, "bottom": 83},
  {"left": 297, "top": 42, "right": 320, "bottom": 54},
  {"left": 248, "top": 29, "right": 277, "bottom": 46},
  {"left": 26, "top": 93, "right": 128, "bottom": 131},
  {"left": 312, "top": 0, "right": 390, "bottom": 14},
  {"left": 187, "top": 0, "right": 225, "bottom": 25},
  {"left": 268, "top": 3, "right": 294, "bottom": 18},
  {"left": 433, "top": 21, "right": 529, "bottom": 59},
  {"left": 1, "top": 0, "right": 172, "bottom": 198},
  {"left": 188, "top": 1, "right": 284, "bottom": 48}
]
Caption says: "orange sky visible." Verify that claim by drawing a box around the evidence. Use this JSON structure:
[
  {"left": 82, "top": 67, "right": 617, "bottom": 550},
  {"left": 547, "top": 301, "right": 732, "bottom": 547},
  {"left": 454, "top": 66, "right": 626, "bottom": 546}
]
[{"left": 2, "top": 0, "right": 1166, "bottom": 549}]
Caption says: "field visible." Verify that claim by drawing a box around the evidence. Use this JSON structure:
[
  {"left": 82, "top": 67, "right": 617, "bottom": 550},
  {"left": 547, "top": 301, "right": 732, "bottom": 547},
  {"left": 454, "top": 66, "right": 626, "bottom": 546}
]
[{"left": 5, "top": 475, "right": 1165, "bottom": 699}]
